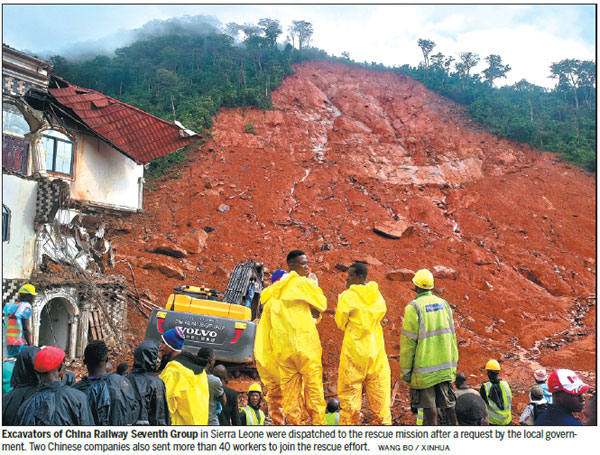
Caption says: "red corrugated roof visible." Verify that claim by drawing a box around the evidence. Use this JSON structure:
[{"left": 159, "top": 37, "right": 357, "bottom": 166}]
[{"left": 48, "top": 77, "right": 199, "bottom": 164}]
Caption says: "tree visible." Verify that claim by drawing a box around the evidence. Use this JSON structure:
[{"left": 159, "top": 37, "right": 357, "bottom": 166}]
[
  {"left": 456, "top": 52, "right": 480, "bottom": 87},
  {"left": 341, "top": 51, "right": 350, "bottom": 60},
  {"left": 417, "top": 38, "right": 436, "bottom": 69},
  {"left": 550, "top": 59, "right": 583, "bottom": 111},
  {"left": 258, "top": 18, "right": 282, "bottom": 47},
  {"left": 290, "top": 20, "right": 314, "bottom": 49},
  {"left": 482, "top": 54, "right": 511, "bottom": 86}
]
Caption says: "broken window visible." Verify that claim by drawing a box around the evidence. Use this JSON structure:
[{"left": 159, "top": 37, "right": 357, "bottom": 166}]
[
  {"left": 42, "top": 130, "right": 74, "bottom": 176},
  {"left": 2, "top": 205, "right": 10, "bottom": 242},
  {"left": 2, "top": 103, "right": 30, "bottom": 136}
]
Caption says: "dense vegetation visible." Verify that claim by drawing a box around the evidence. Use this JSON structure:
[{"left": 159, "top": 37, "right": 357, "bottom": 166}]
[
  {"left": 393, "top": 41, "right": 596, "bottom": 171},
  {"left": 50, "top": 18, "right": 596, "bottom": 174}
]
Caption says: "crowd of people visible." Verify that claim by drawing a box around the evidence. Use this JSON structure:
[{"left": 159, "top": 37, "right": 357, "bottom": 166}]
[{"left": 2, "top": 252, "right": 596, "bottom": 426}]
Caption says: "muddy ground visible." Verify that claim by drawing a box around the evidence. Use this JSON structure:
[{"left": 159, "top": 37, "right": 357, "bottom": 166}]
[{"left": 79, "top": 61, "right": 595, "bottom": 424}]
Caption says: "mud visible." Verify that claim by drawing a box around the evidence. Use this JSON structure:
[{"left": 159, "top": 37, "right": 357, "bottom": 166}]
[{"left": 103, "top": 61, "right": 595, "bottom": 424}]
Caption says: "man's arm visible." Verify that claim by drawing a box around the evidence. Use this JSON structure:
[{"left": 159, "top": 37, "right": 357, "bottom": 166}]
[
  {"left": 22, "top": 318, "right": 33, "bottom": 347},
  {"left": 334, "top": 292, "right": 351, "bottom": 331},
  {"left": 399, "top": 304, "right": 418, "bottom": 384}
]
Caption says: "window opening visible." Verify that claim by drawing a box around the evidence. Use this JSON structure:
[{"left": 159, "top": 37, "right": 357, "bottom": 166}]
[
  {"left": 2, "top": 205, "right": 10, "bottom": 242},
  {"left": 42, "top": 130, "right": 74, "bottom": 176}
]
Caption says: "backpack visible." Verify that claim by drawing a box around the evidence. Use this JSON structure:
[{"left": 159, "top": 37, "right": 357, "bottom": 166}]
[{"left": 533, "top": 402, "right": 550, "bottom": 421}]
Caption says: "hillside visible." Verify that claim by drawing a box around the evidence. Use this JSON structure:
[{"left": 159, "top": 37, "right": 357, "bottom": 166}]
[{"left": 107, "top": 61, "right": 596, "bottom": 424}]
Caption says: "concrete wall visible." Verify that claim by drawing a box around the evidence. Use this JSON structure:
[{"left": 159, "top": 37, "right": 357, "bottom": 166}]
[
  {"left": 2, "top": 175, "right": 37, "bottom": 279},
  {"left": 70, "top": 132, "right": 144, "bottom": 211}
]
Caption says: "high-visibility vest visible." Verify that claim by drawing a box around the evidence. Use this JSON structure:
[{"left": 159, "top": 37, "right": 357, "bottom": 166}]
[
  {"left": 416, "top": 408, "right": 424, "bottom": 425},
  {"left": 400, "top": 292, "right": 458, "bottom": 389},
  {"left": 325, "top": 411, "right": 339, "bottom": 425},
  {"left": 5, "top": 302, "right": 25, "bottom": 346},
  {"left": 243, "top": 406, "right": 265, "bottom": 425},
  {"left": 483, "top": 381, "right": 512, "bottom": 425}
]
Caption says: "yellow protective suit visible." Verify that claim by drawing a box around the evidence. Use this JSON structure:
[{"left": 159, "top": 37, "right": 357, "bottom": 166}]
[
  {"left": 160, "top": 357, "right": 209, "bottom": 425},
  {"left": 254, "top": 284, "right": 285, "bottom": 425},
  {"left": 269, "top": 271, "right": 327, "bottom": 425},
  {"left": 335, "top": 281, "right": 391, "bottom": 425}
]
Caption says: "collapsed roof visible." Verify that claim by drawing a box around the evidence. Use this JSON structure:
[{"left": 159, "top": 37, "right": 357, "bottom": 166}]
[{"left": 47, "top": 75, "right": 199, "bottom": 164}]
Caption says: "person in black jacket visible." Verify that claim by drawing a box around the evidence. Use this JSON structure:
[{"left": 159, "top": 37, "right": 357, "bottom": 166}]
[
  {"left": 16, "top": 346, "right": 93, "bottom": 425},
  {"left": 126, "top": 341, "right": 170, "bottom": 425},
  {"left": 2, "top": 346, "right": 40, "bottom": 425},
  {"left": 213, "top": 364, "right": 240, "bottom": 426},
  {"left": 74, "top": 340, "right": 138, "bottom": 425}
]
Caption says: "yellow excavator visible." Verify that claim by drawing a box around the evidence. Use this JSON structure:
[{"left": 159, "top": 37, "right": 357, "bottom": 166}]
[{"left": 145, "top": 260, "right": 264, "bottom": 374}]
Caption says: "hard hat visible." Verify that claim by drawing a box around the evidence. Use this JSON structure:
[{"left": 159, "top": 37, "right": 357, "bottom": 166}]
[
  {"left": 248, "top": 383, "right": 262, "bottom": 394},
  {"left": 18, "top": 284, "right": 37, "bottom": 295},
  {"left": 412, "top": 269, "right": 434, "bottom": 290},
  {"left": 485, "top": 359, "right": 501, "bottom": 371}
]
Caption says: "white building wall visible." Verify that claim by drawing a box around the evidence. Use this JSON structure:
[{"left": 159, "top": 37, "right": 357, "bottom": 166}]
[
  {"left": 2, "top": 175, "right": 38, "bottom": 279},
  {"left": 70, "top": 132, "right": 144, "bottom": 211}
]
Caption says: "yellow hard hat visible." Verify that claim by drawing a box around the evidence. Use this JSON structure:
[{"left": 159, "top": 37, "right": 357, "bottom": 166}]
[
  {"left": 485, "top": 359, "right": 501, "bottom": 371},
  {"left": 18, "top": 284, "right": 37, "bottom": 295},
  {"left": 412, "top": 269, "right": 434, "bottom": 289},
  {"left": 248, "top": 383, "right": 262, "bottom": 394}
]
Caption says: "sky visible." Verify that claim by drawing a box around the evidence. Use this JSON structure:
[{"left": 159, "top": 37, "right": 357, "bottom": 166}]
[{"left": 1, "top": 3, "right": 596, "bottom": 88}]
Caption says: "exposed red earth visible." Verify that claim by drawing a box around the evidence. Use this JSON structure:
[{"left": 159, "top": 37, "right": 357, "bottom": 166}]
[{"left": 101, "top": 61, "right": 595, "bottom": 424}]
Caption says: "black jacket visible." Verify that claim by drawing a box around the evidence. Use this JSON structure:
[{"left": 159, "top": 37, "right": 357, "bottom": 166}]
[
  {"left": 16, "top": 381, "right": 94, "bottom": 425},
  {"left": 74, "top": 372, "right": 138, "bottom": 425},
  {"left": 126, "top": 341, "right": 171, "bottom": 425},
  {"left": 2, "top": 346, "right": 40, "bottom": 425},
  {"left": 218, "top": 385, "right": 241, "bottom": 426}
]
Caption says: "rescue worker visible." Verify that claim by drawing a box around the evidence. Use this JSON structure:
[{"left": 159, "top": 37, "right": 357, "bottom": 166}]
[
  {"left": 74, "top": 340, "right": 138, "bottom": 425},
  {"left": 454, "top": 373, "right": 479, "bottom": 399},
  {"left": 3, "top": 284, "right": 35, "bottom": 357},
  {"left": 160, "top": 344, "right": 210, "bottom": 425},
  {"left": 126, "top": 341, "right": 171, "bottom": 425},
  {"left": 535, "top": 369, "right": 591, "bottom": 426},
  {"left": 519, "top": 385, "right": 549, "bottom": 425},
  {"left": 400, "top": 269, "right": 458, "bottom": 426},
  {"left": 240, "top": 383, "right": 266, "bottom": 425},
  {"left": 16, "top": 346, "right": 94, "bottom": 425},
  {"left": 480, "top": 359, "right": 512, "bottom": 425},
  {"left": 533, "top": 369, "right": 553, "bottom": 403},
  {"left": 213, "top": 364, "right": 241, "bottom": 426},
  {"left": 336, "top": 262, "right": 391, "bottom": 425},
  {"left": 199, "top": 347, "right": 226, "bottom": 425},
  {"left": 269, "top": 250, "right": 327, "bottom": 425},
  {"left": 455, "top": 393, "right": 489, "bottom": 426},
  {"left": 254, "top": 269, "right": 287, "bottom": 425},
  {"left": 158, "top": 327, "right": 185, "bottom": 371},
  {"left": 325, "top": 398, "right": 340, "bottom": 425},
  {"left": 2, "top": 346, "right": 40, "bottom": 425}
]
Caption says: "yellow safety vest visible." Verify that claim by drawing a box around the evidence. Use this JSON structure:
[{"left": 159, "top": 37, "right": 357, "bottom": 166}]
[
  {"left": 483, "top": 381, "right": 512, "bottom": 425},
  {"left": 243, "top": 406, "right": 265, "bottom": 425},
  {"left": 400, "top": 292, "right": 458, "bottom": 389},
  {"left": 325, "top": 411, "right": 340, "bottom": 425}
]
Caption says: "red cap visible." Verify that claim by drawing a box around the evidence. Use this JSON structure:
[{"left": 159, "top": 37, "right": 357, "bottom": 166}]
[
  {"left": 548, "top": 369, "right": 592, "bottom": 395},
  {"left": 34, "top": 346, "right": 66, "bottom": 373}
]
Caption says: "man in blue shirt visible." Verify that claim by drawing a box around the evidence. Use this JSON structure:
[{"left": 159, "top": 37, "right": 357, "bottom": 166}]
[{"left": 535, "top": 369, "right": 592, "bottom": 426}]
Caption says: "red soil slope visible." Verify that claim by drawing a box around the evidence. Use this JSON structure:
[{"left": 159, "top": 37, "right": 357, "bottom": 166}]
[{"left": 108, "top": 61, "right": 596, "bottom": 424}]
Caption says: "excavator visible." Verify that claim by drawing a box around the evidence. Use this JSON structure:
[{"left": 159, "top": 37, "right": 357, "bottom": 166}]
[{"left": 145, "top": 260, "right": 264, "bottom": 375}]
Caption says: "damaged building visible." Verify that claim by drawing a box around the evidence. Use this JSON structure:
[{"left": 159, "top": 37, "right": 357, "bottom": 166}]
[{"left": 2, "top": 44, "right": 199, "bottom": 358}]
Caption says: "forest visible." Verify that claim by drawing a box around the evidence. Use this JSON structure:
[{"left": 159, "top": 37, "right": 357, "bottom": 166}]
[{"left": 50, "top": 17, "right": 596, "bottom": 175}]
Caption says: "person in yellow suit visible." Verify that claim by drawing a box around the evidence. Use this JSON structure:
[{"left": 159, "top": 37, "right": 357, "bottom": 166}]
[
  {"left": 336, "top": 262, "right": 392, "bottom": 425},
  {"left": 254, "top": 269, "right": 287, "bottom": 425},
  {"left": 269, "top": 250, "right": 327, "bottom": 425},
  {"left": 160, "top": 334, "right": 210, "bottom": 425}
]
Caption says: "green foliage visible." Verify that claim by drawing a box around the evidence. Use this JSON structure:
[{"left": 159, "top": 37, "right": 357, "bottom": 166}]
[
  {"left": 51, "top": 22, "right": 300, "bottom": 178},
  {"left": 245, "top": 122, "right": 256, "bottom": 135},
  {"left": 396, "top": 53, "right": 596, "bottom": 172},
  {"left": 144, "top": 147, "right": 189, "bottom": 180}
]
